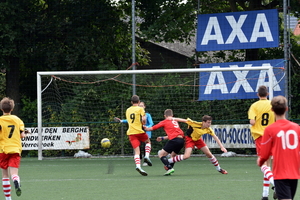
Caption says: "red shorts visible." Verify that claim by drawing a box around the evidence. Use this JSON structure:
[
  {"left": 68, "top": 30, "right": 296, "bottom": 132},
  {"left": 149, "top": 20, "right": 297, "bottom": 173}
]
[
  {"left": 185, "top": 136, "right": 206, "bottom": 149},
  {"left": 255, "top": 136, "right": 262, "bottom": 156},
  {"left": 0, "top": 153, "right": 21, "bottom": 169},
  {"left": 129, "top": 133, "right": 149, "bottom": 149}
]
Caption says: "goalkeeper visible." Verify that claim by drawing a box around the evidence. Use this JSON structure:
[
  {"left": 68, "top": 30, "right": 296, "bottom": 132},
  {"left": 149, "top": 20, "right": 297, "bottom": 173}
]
[{"left": 169, "top": 115, "right": 228, "bottom": 174}]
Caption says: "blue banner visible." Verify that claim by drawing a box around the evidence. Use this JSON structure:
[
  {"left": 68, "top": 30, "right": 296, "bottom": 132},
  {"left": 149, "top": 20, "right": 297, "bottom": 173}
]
[
  {"left": 196, "top": 9, "right": 279, "bottom": 51},
  {"left": 199, "top": 59, "right": 285, "bottom": 100}
]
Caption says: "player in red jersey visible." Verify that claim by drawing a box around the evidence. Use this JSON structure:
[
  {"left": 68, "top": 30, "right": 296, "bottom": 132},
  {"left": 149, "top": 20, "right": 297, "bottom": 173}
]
[
  {"left": 144, "top": 109, "right": 185, "bottom": 176},
  {"left": 257, "top": 95, "right": 300, "bottom": 200}
]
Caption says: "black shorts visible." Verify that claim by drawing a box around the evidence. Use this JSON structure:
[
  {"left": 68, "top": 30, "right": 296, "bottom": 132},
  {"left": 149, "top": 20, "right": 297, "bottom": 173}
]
[
  {"left": 274, "top": 179, "right": 298, "bottom": 199},
  {"left": 163, "top": 138, "right": 184, "bottom": 154}
]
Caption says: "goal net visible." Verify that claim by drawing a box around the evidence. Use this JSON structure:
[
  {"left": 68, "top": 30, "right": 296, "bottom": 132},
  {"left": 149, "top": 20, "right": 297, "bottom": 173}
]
[{"left": 34, "top": 62, "right": 285, "bottom": 160}]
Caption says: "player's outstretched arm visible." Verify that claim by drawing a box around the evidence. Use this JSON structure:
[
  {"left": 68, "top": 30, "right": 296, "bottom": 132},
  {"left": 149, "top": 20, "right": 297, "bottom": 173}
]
[
  {"left": 114, "top": 117, "right": 127, "bottom": 123},
  {"left": 212, "top": 134, "right": 227, "bottom": 153},
  {"left": 144, "top": 126, "right": 153, "bottom": 131}
]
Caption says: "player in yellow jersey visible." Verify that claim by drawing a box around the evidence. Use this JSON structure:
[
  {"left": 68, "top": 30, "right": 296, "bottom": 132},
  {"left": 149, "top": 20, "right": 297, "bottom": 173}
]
[
  {"left": 0, "top": 97, "right": 27, "bottom": 199},
  {"left": 125, "top": 95, "right": 152, "bottom": 176},
  {"left": 168, "top": 115, "right": 228, "bottom": 174},
  {"left": 248, "top": 85, "right": 276, "bottom": 200}
]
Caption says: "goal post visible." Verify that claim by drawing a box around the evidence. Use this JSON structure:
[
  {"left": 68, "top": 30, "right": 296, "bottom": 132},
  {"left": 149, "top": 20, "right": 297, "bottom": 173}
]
[{"left": 36, "top": 64, "right": 278, "bottom": 160}]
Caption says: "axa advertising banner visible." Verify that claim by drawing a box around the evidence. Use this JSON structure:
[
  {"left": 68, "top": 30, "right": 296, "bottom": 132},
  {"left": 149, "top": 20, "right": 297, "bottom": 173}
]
[
  {"left": 199, "top": 59, "right": 285, "bottom": 100},
  {"left": 196, "top": 9, "right": 279, "bottom": 51},
  {"left": 22, "top": 127, "right": 90, "bottom": 150},
  {"left": 203, "top": 124, "right": 255, "bottom": 148}
]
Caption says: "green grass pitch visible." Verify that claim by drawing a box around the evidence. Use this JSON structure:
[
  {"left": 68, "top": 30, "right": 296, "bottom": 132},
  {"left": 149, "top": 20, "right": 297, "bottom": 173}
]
[{"left": 12, "top": 156, "right": 300, "bottom": 200}]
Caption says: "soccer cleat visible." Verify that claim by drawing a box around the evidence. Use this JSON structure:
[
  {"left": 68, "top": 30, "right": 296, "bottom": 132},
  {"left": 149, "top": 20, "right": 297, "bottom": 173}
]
[
  {"left": 218, "top": 168, "right": 228, "bottom": 174},
  {"left": 136, "top": 167, "right": 148, "bottom": 176},
  {"left": 164, "top": 168, "right": 175, "bottom": 176},
  {"left": 272, "top": 187, "right": 277, "bottom": 199},
  {"left": 142, "top": 162, "right": 148, "bottom": 166},
  {"left": 261, "top": 197, "right": 269, "bottom": 200},
  {"left": 14, "top": 180, "right": 21, "bottom": 196},
  {"left": 143, "top": 157, "right": 152, "bottom": 166}
]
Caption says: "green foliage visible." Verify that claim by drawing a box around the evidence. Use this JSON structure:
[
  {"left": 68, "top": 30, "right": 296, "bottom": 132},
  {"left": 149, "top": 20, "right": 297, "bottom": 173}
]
[
  {"left": 0, "top": 72, "right": 5, "bottom": 98},
  {"left": 19, "top": 96, "right": 37, "bottom": 124}
]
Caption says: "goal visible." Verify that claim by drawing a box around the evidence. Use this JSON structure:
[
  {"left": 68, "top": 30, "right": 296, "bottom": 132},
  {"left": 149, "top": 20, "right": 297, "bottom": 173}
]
[{"left": 36, "top": 63, "right": 284, "bottom": 160}]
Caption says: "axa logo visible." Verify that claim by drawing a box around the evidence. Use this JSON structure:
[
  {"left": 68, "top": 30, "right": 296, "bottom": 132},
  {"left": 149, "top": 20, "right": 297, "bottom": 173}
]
[
  {"left": 204, "top": 64, "right": 281, "bottom": 94},
  {"left": 199, "top": 59, "right": 285, "bottom": 100},
  {"left": 197, "top": 9, "right": 279, "bottom": 51}
]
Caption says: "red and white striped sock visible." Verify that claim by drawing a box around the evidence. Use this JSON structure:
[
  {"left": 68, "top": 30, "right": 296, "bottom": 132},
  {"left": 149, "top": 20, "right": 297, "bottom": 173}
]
[
  {"left": 168, "top": 155, "right": 184, "bottom": 163},
  {"left": 209, "top": 156, "right": 221, "bottom": 171},
  {"left": 11, "top": 174, "right": 20, "bottom": 184},
  {"left": 145, "top": 143, "right": 151, "bottom": 158},
  {"left": 261, "top": 165, "right": 274, "bottom": 186},
  {"left": 2, "top": 178, "right": 11, "bottom": 200},
  {"left": 134, "top": 155, "right": 141, "bottom": 168},
  {"left": 262, "top": 176, "right": 270, "bottom": 197}
]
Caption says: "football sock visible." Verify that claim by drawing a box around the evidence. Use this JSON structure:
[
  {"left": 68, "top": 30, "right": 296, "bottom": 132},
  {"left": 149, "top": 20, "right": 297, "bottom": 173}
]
[
  {"left": 2, "top": 178, "right": 11, "bottom": 200},
  {"left": 261, "top": 165, "right": 274, "bottom": 186},
  {"left": 169, "top": 155, "right": 184, "bottom": 163},
  {"left": 145, "top": 143, "right": 151, "bottom": 158},
  {"left": 209, "top": 155, "right": 221, "bottom": 171},
  {"left": 160, "top": 156, "right": 172, "bottom": 169},
  {"left": 262, "top": 176, "right": 270, "bottom": 197},
  {"left": 11, "top": 174, "right": 20, "bottom": 185},
  {"left": 134, "top": 155, "right": 141, "bottom": 168}
]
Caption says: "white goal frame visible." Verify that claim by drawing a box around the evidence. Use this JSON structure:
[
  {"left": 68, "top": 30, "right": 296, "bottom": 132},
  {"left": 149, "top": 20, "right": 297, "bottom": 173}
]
[{"left": 37, "top": 66, "right": 273, "bottom": 160}]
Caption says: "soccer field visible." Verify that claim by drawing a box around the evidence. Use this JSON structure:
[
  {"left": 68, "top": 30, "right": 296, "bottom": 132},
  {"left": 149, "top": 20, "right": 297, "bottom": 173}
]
[{"left": 15, "top": 156, "right": 299, "bottom": 200}]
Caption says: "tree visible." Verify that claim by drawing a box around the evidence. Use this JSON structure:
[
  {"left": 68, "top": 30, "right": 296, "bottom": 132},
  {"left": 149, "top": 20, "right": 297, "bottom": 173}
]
[
  {"left": 120, "top": 0, "right": 300, "bottom": 60},
  {"left": 0, "top": 1, "right": 42, "bottom": 114},
  {"left": 0, "top": 0, "right": 150, "bottom": 115}
]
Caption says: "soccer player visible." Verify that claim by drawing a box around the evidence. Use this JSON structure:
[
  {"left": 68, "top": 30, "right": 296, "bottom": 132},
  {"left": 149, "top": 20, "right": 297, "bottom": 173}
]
[
  {"left": 0, "top": 97, "right": 27, "bottom": 199},
  {"left": 125, "top": 95, "right": 152, "bottom": 176},
  {"left": 114, "top": 101, "right": 154, "bottom": 166},
  {"left": 144, "top": 109, "right": 185, "bottom": 176},
  {"left": 257, "top": 95, "right": 300, "bottom": 200},
  {"left": 248, "top": 85, "right": 276, "bottom": 200},
  {"left": 168, "top": 115, "right": 228, "bottom": 174}
]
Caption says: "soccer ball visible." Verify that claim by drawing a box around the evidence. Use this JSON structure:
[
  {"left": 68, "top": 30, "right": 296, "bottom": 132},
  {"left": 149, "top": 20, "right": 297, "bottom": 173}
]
[{"left": 101, "top": 138, "right": 111, "bottom": 148}]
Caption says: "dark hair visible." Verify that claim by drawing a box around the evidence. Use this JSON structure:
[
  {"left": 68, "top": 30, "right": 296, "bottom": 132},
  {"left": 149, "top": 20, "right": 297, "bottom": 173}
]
[
  {"left": 131, "top": 95, "right": 140, "bottom": 104},
  {"left": 164, "top": 109, "right": 173, "bottom": 117},
  {"left": 202, "top": 115, "right": 212, "bottom": 122},
  {"left": 258, "top": 85, "right": 268, "bottom": 97},
  {"left": 271, "top": 95, "right": 287, "bottom": 115},
  {"left": 0, "top": 97, "right": 14, "bottom": 113}
]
